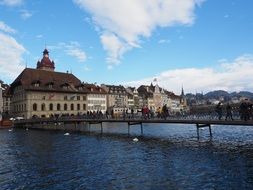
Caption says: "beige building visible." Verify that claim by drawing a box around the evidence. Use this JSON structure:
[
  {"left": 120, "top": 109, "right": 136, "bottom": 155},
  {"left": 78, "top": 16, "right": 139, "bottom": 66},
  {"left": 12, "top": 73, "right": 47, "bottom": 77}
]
[
  {"left": 101, "top": 84, "right": 128, "bottom": 109},
  {"left": 10, "top": 49, "right": 88, "bottom": 119}
]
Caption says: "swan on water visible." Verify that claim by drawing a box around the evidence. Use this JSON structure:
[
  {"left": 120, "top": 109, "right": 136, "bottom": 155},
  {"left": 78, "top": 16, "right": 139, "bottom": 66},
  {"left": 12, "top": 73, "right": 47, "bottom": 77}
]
[
  {"left": 64, "top": 132, "right": 70, "bottom": 136},
  {"left": 133, "top": 137, "right": 139, "bottom": 142}
]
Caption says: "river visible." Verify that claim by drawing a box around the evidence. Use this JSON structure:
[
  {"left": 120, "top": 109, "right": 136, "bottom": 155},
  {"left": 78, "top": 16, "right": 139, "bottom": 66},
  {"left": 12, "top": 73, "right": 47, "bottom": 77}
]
[{"left": 0, "top": 123, "right": 253, "bottom": 189}]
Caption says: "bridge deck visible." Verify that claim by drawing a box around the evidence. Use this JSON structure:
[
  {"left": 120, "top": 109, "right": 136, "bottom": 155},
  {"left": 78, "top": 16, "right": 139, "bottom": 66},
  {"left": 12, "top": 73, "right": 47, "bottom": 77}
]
[{"left": 14, "top": 118, "right": 253, "bottom": 126}]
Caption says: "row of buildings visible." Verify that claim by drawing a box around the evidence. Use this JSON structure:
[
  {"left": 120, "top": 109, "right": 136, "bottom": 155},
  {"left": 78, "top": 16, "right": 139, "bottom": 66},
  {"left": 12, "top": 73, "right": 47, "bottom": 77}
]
[{"left": 0, "top": 49, "right": 187, "bottom": 119}]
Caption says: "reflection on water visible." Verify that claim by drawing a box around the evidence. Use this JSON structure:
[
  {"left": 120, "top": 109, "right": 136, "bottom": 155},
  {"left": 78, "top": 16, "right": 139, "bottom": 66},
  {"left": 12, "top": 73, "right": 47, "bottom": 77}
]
[{"left": 0, "top": 124, "right": 253, "bottom": 190}]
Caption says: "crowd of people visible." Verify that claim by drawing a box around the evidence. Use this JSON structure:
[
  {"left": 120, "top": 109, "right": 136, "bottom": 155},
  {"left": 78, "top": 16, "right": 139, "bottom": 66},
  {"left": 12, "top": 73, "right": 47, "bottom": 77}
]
[
  {"left": 28, "top": 100, "right": 253, "bottom": 122},
  {"left": 215, "top": 101, "right": 253, "bottom": 121}
]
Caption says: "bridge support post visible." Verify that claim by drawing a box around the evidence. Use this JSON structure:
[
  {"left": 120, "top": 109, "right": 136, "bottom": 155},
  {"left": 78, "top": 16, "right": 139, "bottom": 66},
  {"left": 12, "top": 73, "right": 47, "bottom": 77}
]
[
  {"left": 100, "top": 122, "right": 103, "bottom": 134},
  {"left": 196, "top": 123, "right": 212, "bottom": 139},
  {"left": 141, "top": 123, "right": 143, "bottom": 136},
  {"left": 209, "top": 125, "right": 212, "bottom": 137},
  {"left": 127, "top": 122, "right": 143, "bottom": 136}
]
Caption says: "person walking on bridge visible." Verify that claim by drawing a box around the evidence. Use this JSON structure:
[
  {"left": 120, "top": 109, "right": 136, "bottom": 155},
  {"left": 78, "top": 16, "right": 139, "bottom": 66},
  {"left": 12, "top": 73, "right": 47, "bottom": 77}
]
[
  {"left": 215, "top": 102, "right": 222, "bottom": 120},
  {"left": 225, "top": 103, "right": 233, "bottom": 120}
]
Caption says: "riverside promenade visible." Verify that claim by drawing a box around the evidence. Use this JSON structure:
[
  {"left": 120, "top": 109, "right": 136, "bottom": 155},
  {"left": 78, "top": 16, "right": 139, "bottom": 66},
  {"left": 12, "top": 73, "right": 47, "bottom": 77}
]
[{"left": 13, "top": 117, "right": 253, "bottom": 138}]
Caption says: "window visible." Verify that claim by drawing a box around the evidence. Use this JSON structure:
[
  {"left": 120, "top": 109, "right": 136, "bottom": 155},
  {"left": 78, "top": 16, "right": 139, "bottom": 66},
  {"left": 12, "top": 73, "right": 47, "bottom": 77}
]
[
  {"left": 34, "top": 83, "right": 40, "bottom": 87},
  {"left": 83, "top": 96, "right": 86, "bottom": 101},
  {"left": 77, "top": 96, "right": 80, "bottom": 100},
  {"left": 64, "top": 104, "right": 68, "bottom": 111},
  {"left": 41, "top": 103, "right": 45, "bottom": 111},
  {"left": 49, "top": 103, "right": 53, "bottom": 111},
  {"left": 77, "top": 104, "right": 80, "bottom": 110},
  {"left": 83, "top": 104, "right": 86, "bottom": 110},
  {"left": 64, "top": 96, "right": 68, "bottom": 100},
  {"left": 33, "top": 103, "right": 37, "bottom": 111},
  {"left": 57, "top": 103, "right": 61, "bottom": 111},
  {"left": 71, "top": 104, "right": 74, "bottom": 110}
]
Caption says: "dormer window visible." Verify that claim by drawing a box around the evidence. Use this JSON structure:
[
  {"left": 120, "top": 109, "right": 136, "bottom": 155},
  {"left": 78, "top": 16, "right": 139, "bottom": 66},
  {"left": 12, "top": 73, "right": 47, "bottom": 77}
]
[
  {"left": 61, "top": 83, "right": 69, "bottom": 89},
  {"left": 32, "top": 80, "right": 40, "bottom": 87},
  {"left": 47, "top": 82, "right": 54, "bottom": 89}
]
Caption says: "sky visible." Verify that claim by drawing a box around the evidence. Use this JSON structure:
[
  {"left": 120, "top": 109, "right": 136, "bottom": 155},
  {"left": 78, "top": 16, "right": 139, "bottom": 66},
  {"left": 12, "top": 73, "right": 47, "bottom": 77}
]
[{"left": 1, "top": 0, "right": 253, "bottom": 94}]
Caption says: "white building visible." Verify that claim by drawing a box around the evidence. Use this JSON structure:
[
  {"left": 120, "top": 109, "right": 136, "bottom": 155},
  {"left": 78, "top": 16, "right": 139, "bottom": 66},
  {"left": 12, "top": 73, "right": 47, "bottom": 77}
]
[{"left": 84, "top": 84, "right": 107, "bottom": 113}]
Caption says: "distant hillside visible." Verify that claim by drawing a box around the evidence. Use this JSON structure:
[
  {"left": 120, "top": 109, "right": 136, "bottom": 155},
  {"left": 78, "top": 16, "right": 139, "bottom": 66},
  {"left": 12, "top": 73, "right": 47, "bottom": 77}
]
[
  {"left": 204, "top": 90, "right": 229, "bottom": 99},
  {"left": 186, "top": 90, "right": 253, "bottom": 101},
  {"left": 230, "top": 91, "right": 253, "bottom": 99}
]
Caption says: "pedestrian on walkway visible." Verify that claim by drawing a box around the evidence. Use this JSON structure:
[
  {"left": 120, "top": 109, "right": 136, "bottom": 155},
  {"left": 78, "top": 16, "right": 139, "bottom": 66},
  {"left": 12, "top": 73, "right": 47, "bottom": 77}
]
[
  {"left": 215, "top": 102, "right": 222, "bottom": 120},
  {"left": 225, "top": 102, "right": 233, "bottom": 120}
]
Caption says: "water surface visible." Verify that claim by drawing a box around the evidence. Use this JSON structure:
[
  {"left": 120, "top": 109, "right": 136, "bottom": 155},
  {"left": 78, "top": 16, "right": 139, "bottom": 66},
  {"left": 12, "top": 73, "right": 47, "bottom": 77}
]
[{"left": 0, "top": 124, "right": 253, "bottom": 189}]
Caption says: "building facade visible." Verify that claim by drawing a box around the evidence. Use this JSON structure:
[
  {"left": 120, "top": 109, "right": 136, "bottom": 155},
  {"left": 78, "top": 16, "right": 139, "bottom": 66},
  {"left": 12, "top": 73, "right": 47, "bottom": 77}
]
[
  {"left": 10, "top": 49, "right": 88, "bottom": 119},
  {"left": 101, "top": 84, "right": 128, "bottom": 109},
  {"left": 84, "top": 83, "right": 107, "bottom": 113}
]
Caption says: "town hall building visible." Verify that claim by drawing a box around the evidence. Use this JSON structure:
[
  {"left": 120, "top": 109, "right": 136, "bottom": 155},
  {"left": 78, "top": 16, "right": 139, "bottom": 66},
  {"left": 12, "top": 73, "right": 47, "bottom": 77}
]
[{"left": 10, "top": 49, "right": 89, "bottom": 119}]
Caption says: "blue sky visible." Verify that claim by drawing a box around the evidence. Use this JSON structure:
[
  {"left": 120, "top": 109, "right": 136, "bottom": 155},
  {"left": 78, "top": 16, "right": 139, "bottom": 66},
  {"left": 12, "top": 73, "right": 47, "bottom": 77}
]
[{"left": 1, "top": 0, "right": 253, "bottom": 94}]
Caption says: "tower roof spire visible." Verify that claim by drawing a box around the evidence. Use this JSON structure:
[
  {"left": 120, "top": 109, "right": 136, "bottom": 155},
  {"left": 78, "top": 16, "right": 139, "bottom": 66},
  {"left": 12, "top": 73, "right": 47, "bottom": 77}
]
[{"left": 36, "top": 48, "right": 55, "bottom": 71}]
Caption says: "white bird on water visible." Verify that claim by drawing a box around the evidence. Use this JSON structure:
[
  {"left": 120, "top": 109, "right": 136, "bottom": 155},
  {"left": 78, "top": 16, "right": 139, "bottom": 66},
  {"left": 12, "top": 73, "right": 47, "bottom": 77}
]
[
  {"left": 133, "top": 137, "right": 139, "bottom": 142},
  {"left": 8, "top": 129, "right": 13, "bottom": 132},
  {"left": 64, "top": 132, "right": 70, "bottom": 136}
]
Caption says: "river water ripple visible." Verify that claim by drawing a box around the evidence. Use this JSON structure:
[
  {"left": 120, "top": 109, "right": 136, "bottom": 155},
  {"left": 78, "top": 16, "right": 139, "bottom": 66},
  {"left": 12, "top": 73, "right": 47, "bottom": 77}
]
[{"left": 0, "top": 124, "right": 253, "bottom": 190}]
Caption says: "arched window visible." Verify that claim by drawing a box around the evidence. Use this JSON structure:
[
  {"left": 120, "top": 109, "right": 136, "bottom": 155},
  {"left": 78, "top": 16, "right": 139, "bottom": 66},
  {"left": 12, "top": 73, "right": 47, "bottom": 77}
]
[
  {"left": 64, "top": 104, "right": 68, "bottom": 111},
  {"left": 71, "top": 104, "right": 74, "bottom": 111},
  {"left": 49, "top": 103, "right": 53, "bottom": 111},
  {"left": 41, "top": 103, "right": 45, "bottom": 111},
  {"left": 57, "top": 103, "right": 61, "bottom": 111},
  {"left": 33, "top": 103, "right": 37, "bottom": 111}
]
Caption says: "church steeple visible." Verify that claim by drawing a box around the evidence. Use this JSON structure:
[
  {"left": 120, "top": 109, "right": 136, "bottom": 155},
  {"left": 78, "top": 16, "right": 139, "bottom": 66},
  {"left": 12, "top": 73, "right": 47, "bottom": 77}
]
[
  {"left": 36, "top": 49, "right": 55, "bottom": 71},
  {"left": 181, "top": 86, "right": 185, "bottom": 97}
]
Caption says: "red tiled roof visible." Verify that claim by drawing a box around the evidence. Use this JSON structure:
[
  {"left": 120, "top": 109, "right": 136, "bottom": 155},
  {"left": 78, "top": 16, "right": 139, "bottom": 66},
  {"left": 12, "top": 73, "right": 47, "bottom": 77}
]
[
  {"left": 10, "top": 68, "right": 88, "bottom": 94},
  {"left": 83, "top": 83, "right": 107, "bottom": 94}
]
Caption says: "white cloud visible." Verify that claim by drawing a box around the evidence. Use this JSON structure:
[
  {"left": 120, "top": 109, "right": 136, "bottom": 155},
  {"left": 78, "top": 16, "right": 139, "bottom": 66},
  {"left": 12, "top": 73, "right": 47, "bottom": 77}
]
[
  {"left": 0, "top": 0, "right": 23, "bottom": 6},
  {"left": 0, "top": 21, "right": 16, "bottom": 34},
  {"left": 20, "top": 9, "right": 32, "bottom": 20},
  {"left": 158, "top": 39, "right": 171, "bottom": 44},
  {"left": 73, "top": 0, "right": 204, "bottom": 67},
  {"left": 48, "top": 42, "right": 87, "bottom": 62},
  {"left": 36, "top": 34, "right": 43, "bottom": 39},
  {"left": 100, "top": 33, "right": 130, "bottom": 64},
  {"left": 0, "top": 32, "right": 26, "bottom": 80},
  {"left": 124, "top": 54, "right": 253, "bottom": 94}
]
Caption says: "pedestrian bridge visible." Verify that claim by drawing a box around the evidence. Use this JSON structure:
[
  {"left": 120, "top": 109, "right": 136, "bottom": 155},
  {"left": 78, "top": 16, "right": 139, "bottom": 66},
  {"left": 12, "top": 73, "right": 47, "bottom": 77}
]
[{"left": 13, "top": 118, "right": 253, "bottom": 139}]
